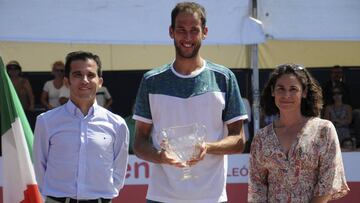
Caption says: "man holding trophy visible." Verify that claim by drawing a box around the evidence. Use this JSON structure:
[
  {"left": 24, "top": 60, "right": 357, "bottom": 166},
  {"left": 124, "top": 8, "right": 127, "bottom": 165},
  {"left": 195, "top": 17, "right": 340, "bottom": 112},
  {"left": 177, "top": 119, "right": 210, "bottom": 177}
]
[{"left": 133, "top": 2, "right": 248, "bottom": 203}]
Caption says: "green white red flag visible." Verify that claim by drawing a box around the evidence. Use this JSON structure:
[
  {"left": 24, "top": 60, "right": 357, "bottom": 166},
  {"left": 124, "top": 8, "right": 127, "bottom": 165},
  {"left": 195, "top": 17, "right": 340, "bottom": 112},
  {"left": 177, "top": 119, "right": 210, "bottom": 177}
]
[{"left": 0, "top": 57, "right": 42, "bottom": 203}]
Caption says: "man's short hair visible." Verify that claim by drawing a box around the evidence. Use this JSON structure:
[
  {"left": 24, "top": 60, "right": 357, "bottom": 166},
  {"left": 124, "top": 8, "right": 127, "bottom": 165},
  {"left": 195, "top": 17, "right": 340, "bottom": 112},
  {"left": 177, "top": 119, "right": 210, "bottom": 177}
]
[
  {"left": 64, "top": 51, "right": 102, "bottom": 78},
  {"left": 171, "top": 2, "right": 207, "bottom": 30}
]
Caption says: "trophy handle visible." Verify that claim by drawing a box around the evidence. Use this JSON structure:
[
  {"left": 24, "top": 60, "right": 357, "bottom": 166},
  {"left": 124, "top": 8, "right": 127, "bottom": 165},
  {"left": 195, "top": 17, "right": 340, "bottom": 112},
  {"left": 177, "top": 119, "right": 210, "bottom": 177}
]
[
  {"left": 157, "top": 129, "right": 170, "bottom": 151},
  {"left": 195, "top": 124, "right": 207, "bottom": 143}
]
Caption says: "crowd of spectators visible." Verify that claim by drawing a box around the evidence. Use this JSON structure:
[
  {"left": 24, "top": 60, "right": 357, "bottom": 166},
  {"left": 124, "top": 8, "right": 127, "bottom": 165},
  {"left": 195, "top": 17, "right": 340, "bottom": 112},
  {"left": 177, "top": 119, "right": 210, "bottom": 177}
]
[{"left": 322, "top": 66, "right": 359, "bottom": 151}]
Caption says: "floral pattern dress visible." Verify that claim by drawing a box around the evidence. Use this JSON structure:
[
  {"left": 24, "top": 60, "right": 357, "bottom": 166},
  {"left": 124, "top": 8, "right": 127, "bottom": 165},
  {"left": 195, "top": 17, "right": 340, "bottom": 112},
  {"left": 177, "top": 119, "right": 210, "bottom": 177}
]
[{"left": 248, "top": 117, "right": 349, "bottom": 202}]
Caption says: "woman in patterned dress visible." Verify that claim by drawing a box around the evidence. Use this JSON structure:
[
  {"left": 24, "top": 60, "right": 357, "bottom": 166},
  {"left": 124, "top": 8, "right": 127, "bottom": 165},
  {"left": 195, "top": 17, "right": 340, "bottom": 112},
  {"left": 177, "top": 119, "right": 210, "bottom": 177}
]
[{"left": 248, "top": 63, "right": 349, "bottom": 202}]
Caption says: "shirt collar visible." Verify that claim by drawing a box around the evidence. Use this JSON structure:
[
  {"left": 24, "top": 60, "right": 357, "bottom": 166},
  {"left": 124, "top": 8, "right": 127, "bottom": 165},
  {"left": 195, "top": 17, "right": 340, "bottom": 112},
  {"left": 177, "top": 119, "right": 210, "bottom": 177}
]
[
  {"left": 170, "top": 59, "right": 206, "bottom": 78},
  {"left": 65, "top": 100, "right": 100, "bottom": 118}
]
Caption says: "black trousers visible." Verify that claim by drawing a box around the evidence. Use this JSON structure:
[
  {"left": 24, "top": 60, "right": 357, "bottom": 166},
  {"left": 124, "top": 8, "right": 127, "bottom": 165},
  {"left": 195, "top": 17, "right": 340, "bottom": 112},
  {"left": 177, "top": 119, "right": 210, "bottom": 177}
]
[
  {"left": 46, "top": 196, "right": 111, "bottom": 203},
  {"left": 146, "top": 199, "right": 227, "bottom": 203}
]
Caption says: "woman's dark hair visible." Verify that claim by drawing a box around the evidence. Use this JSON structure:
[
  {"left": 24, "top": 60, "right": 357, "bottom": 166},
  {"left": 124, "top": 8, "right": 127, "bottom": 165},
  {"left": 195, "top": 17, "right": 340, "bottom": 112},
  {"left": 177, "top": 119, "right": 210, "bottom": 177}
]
[
  {"left": 260, "top": 63, "right": 323, "bottom": 117},
  {"left": 64, "top": 51, "right": 102, "bottom": 78}
]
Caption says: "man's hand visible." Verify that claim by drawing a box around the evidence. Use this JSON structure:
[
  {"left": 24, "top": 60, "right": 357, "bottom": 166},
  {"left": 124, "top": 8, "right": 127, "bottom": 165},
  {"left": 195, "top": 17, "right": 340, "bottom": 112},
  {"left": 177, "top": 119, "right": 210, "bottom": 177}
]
[
  {"left": 187, "top": 142, "right": 207, "bottom": 166},
  {"left": 159, "top": 149, "right": 186, "bottom": 168}
]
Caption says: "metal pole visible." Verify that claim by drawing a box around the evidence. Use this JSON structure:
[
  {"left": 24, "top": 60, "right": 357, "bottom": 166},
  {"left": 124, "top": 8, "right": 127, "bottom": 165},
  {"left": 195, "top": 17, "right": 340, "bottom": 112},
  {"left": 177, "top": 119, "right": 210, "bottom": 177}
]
[{"left": 250, "top": 0, "right": 260, "bottom": 136}]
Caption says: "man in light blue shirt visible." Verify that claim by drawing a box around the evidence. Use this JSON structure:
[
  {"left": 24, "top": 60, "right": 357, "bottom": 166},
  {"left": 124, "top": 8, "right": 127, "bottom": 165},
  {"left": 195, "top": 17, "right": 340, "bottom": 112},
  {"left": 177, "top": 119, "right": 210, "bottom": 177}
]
[{"left": 34, "top": 51, "right": 129, "bottom": 203}]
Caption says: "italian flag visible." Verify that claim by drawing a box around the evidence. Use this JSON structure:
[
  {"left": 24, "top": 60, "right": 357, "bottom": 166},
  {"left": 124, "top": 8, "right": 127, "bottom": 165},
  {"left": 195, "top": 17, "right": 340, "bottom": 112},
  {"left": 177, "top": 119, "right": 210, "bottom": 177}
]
[{"left": 0, "top": 57, "right": 42, "bottom": 203}]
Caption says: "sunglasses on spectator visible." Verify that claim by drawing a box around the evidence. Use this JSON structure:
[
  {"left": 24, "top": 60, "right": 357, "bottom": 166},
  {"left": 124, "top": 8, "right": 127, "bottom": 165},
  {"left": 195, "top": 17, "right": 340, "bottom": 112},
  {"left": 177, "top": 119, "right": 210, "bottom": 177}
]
[
  {"left": 277, "top": 64, "right": 305, "bottom": 71},
  {"left": 333, "top": 92, "right": 342, "bottom": 95},
  {"left": 7, "top": 66, "right": 20, "bottom": 70}
]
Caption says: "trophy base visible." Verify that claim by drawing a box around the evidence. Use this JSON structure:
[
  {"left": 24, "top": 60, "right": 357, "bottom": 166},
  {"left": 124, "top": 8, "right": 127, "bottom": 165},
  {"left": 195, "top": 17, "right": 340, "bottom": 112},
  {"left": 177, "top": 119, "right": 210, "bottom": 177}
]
[
  {"left": 180, "top": 166, "right": 199, "bottom": 180},
  {"left": 181, "top": 174, "right": 192, "bottom": 180},
  {"left": 181, "top": 166, "right": 191, "bottom": 180}
]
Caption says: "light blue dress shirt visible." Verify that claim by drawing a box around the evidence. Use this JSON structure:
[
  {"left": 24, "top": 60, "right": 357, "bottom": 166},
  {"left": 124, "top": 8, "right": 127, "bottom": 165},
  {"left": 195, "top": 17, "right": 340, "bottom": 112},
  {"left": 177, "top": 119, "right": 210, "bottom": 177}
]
[{"left": 34, "top": 100, "right": 129, "bottom": 199}]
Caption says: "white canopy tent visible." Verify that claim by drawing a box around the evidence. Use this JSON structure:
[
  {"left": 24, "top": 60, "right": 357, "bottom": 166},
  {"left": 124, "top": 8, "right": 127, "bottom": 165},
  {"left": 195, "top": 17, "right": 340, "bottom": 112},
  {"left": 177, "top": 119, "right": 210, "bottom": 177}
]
[
  {"left": 258, "top": 0, "right": 360, "bottom": 41},
  {"left": 0, "top": 0, "right": 264, "bottom": 45}
]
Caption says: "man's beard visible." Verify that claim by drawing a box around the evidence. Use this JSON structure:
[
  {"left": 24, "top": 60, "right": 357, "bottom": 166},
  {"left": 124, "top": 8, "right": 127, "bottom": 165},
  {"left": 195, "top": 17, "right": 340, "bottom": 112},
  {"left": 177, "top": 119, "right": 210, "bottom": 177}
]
[{"left": 174, "top": 41, "right": 201, "bottom": 59}]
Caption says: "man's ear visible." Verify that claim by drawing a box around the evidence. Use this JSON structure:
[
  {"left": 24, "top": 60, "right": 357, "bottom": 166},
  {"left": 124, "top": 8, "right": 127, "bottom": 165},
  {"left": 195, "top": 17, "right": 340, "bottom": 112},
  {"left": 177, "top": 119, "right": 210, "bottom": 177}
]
[
  {"left": 202, "top": 26, "right": 208, "bottom": 40},
  {"left": 64, "top": 77, "right": 70, "bottom": 86},
  {"left": 169, "top": 26, "right": 174, "bottom": 39},
  {"left": 98, "top": 77, "right": 103, "bottom": 88}
]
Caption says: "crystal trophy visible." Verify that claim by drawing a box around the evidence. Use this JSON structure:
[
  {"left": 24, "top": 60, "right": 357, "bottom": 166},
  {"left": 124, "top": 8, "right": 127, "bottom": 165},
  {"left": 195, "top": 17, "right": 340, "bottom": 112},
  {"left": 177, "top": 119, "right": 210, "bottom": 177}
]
[{"left": 159, "top": 123, "right": 206, "bottom": 180}]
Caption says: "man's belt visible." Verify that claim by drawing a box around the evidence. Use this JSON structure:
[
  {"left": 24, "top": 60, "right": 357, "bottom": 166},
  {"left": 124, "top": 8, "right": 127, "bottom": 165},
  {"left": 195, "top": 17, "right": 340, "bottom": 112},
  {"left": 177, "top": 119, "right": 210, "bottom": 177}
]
[{"left": 47, "top": 196, "right": 111, "bottom": 203}]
